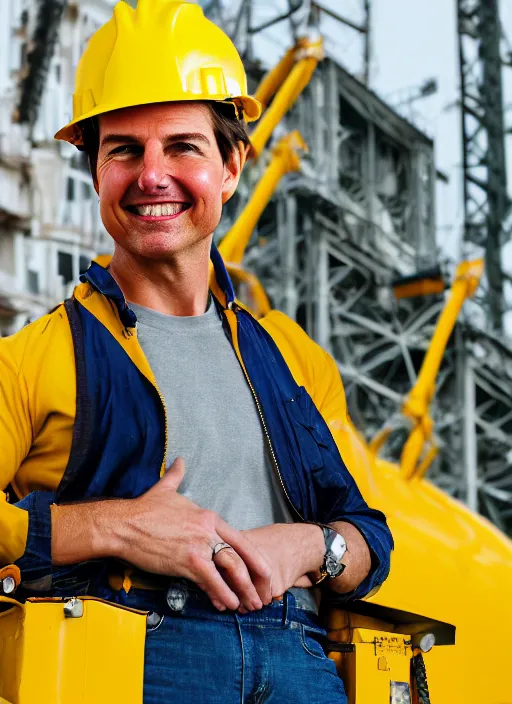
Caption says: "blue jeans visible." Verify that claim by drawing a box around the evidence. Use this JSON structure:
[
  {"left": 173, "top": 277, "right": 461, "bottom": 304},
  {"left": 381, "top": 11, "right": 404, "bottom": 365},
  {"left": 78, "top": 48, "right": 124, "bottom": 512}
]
[{"left": 122, "top": 584, "right": 347, "bottom": 704}]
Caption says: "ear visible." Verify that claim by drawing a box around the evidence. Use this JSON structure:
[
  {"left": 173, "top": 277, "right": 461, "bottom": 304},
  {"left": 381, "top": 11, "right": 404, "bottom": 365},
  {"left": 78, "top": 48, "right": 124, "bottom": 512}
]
[{"left": 221, "top": 141, "right": 247, "bottom": 204}]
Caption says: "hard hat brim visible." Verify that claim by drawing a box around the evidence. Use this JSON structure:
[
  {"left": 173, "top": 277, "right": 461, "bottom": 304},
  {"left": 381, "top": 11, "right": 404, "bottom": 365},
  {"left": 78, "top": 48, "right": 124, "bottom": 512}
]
[{"left": 54, "top": 95, "right": 262, "bottom": 146}]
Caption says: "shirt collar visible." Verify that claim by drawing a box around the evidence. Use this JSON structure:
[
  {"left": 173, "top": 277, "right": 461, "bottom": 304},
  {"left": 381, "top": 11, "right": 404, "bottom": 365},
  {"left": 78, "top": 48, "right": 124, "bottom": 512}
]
[{"left": 80, "top": 242, "right": 235, "bottom": 329}]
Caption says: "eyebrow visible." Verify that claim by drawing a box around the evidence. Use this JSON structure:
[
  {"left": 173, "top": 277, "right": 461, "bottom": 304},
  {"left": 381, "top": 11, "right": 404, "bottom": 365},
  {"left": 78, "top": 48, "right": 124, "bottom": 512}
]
[{"left": 100, "top": 132, "right": 211, "bottom": 148}]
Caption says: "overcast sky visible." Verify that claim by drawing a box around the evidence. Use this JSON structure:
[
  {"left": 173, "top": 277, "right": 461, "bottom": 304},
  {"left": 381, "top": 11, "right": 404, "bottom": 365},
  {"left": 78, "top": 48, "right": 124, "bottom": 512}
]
[{"left": 370, "top": 0, "right": 511, "bottom": 266}]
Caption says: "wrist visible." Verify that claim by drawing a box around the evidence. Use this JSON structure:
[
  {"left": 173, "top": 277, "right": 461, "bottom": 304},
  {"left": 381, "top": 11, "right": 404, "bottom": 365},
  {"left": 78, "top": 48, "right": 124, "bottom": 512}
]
[
  {"left": 297, "top": 523, "right": 325, "bottom": 576},
  {"left": 95, "top": 498, "right": 131, "bottom": 561},
  {"left": 51, "top": 498, "right": 131, "bottom": 565}
]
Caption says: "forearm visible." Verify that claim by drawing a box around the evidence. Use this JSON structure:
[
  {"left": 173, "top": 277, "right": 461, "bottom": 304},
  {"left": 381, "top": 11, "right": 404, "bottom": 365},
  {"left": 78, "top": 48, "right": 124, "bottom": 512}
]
[{"left": 51, "top": 499, "right": 127, "bottom": 566}]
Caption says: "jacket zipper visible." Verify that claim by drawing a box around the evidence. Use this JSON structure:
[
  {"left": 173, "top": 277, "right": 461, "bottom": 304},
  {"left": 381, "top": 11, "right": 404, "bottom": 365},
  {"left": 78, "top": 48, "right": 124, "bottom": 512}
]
[
  {"left": 154, "top": 383, "right": 169, "bottom": 475},
  {"left": 225, "top": 303, "right": 304, "bottom": 521}
]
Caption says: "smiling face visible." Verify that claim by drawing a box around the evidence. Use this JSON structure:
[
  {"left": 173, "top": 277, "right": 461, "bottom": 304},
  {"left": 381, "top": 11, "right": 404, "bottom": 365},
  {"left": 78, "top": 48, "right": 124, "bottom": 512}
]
[{"left": 95, "top": 102, "right": 243, "bottom": 262}]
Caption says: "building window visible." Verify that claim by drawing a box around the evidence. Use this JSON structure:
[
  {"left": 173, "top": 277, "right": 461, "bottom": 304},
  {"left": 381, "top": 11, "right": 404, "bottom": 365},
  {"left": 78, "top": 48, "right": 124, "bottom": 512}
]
[
  {"left": 27, "top": 270, "right": 39, "bottom": 295},
  {"left": 58, "top": 251, "right": 73, "bottom": 285},
  {"left": 66, "top": 176, "right": 75, "bottom": 201},
  {"left": 79, "top": 255, "right": 90, "bottom": 275},
  {"left": 82, "top": 181, "right": 92, "bottom": 200}
]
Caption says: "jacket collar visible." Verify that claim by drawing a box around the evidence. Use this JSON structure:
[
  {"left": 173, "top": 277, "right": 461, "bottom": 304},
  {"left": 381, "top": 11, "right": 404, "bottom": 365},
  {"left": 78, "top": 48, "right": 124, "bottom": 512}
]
[{"left": 80, "top": 242, "right": 236, "bottom": 328}]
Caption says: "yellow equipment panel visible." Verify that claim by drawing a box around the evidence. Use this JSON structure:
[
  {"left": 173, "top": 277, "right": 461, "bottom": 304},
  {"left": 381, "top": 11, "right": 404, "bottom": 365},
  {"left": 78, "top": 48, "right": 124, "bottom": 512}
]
[
  {"left": 329, "top": 627, "right": 413, "bottom": 704},
  {"left": 0, "top": 596, "right": 146, "bottom": 704}
]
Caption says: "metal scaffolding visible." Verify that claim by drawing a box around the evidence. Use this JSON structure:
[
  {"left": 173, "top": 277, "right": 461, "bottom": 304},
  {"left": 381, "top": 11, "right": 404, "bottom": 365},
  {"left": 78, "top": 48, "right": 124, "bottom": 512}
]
[
  {"left": 457, "top": 0, "right": 511, "bottom": 333},
  {"left": 211, "top": 0, "right": 512, "bottom": 533}
]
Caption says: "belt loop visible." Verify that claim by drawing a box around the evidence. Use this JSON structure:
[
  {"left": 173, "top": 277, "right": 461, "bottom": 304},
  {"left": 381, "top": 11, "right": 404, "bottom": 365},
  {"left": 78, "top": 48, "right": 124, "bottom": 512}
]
[{"left": 281, "top": 592, "right": 289, "bottom": 629}]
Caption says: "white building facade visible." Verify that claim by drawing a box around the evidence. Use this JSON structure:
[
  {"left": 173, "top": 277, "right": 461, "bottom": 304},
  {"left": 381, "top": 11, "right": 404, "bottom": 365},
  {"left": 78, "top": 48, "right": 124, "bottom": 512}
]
[{"left": 0, "top": 0, "right": 116, "bottom": 336}]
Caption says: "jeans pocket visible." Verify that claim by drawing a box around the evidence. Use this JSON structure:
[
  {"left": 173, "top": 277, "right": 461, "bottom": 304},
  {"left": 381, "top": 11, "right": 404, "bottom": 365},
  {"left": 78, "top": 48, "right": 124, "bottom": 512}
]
[{"left": 299, "top": 623, "right": 328, "bottom": 660}]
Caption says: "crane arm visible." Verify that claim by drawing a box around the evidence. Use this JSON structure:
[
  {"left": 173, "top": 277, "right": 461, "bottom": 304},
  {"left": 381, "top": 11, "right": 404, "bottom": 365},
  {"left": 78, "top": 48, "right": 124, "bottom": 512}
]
[
  {"left": 399, "top": 259, "right": 484, "bottom": 480},
  {"left": 219, "top": 131, "right": 307, "bottom": 265},
  {"left": 253, "top": 45, "right": 298, "bottom": 110},
  {"left": 250, "top": 37, "right": 324, "bottom": 158}
]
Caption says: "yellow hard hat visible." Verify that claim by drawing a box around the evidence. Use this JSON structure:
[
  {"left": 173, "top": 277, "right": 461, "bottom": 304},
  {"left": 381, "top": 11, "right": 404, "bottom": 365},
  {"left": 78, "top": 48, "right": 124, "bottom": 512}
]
[{"left": 55, "top": 0, "right": 261, "bottom": 146}]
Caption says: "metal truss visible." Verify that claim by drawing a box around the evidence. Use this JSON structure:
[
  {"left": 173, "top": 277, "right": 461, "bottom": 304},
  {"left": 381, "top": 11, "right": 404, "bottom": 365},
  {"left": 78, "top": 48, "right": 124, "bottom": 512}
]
[
  {"left": 457, "top": 0, "right": 511, "bottom": 332},
  {"left": 219, "top": 42, "right": 512, "bottom": 533},
  {"left": 203, "top": 0, "right": 372, "bottom": 83}
]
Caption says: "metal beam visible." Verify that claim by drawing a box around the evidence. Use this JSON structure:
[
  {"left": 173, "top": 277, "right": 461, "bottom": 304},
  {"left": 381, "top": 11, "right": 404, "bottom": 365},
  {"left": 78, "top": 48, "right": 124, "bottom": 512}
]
[{"left": 457, "top": 0, "right": 510, "bottom": 332}]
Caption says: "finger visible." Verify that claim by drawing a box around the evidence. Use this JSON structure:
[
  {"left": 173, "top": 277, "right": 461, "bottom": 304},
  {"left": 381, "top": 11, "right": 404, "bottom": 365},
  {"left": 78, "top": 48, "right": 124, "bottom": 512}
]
[
  {"left": 217, "top": 521, "right": 272, "bottom": 604},
  {"left": 161, "top": 457, "right": 186, "bottom": 490},
  {"left": 191, "top": 555, "right": 240, "bottom": 611},
  {"left": 214, "top": 549, "right": 263, "bottom": 611},
  {"left": 211, "top": 598, "right": 226, "bottom": 612}
]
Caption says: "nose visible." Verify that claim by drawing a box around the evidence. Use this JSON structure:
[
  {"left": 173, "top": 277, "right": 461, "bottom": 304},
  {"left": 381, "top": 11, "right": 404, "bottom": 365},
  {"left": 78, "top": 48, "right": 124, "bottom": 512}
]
[{"left": 137, "top": 140, "right": 171, "bottom": 192}]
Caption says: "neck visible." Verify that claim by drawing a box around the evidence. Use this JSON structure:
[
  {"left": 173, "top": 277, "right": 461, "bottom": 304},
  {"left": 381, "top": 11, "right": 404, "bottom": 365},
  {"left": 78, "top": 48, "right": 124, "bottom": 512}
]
[{"left": 109, "top": 239, "right": 212, "bottom": 317}]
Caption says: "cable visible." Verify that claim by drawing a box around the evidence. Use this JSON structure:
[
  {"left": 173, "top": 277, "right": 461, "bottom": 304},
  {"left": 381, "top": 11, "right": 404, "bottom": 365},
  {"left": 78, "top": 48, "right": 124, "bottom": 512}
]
[{"left": 411, "top": 652, "right": 431, "bottom": 704}]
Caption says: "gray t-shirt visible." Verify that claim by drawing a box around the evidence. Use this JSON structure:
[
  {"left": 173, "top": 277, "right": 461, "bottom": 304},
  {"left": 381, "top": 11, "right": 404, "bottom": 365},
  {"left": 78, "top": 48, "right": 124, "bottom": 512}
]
[{"left": 130, "top": 300, "right": 293, "bottom": 530}]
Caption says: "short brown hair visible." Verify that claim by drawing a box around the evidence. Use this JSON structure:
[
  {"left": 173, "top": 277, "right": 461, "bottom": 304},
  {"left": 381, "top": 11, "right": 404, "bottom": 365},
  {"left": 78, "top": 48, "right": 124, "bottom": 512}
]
[{"left": 79, "top": 101, "right": 250, "bottom": 181}]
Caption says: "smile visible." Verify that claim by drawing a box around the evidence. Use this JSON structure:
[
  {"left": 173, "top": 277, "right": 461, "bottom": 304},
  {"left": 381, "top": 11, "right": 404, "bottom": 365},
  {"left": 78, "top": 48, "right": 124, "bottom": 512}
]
[{"left": 125, "top": 202, "right": 191, "bottom": 218}]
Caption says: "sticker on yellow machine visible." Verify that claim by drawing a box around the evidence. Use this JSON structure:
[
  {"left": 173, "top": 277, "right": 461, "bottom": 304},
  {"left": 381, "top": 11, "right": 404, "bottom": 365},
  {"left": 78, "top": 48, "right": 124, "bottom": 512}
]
[{"left": 374, "top": 635, "right": 409, "bottom": 657}]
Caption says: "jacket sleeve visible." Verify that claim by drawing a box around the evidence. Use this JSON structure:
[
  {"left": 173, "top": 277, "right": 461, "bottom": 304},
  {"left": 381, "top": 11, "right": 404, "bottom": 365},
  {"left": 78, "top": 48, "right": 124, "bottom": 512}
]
[
  {"left": 314, "top": 347, "right": 394, "bottom": 601},
  {"left": 0, "top": 336, "right": 55, "bottom": 584}
]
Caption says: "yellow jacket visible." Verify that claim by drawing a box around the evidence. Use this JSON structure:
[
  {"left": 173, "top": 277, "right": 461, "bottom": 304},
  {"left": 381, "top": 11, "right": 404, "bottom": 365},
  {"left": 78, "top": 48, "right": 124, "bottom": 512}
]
[{"left": 0, "top": 252, "right": 392, "bottom": 598}]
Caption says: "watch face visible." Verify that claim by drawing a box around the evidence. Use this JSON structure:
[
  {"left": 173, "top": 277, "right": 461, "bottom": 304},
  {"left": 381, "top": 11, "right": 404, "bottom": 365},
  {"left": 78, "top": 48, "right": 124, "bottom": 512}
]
[
  {"left": 323, "top": 529, "right": 347, "bottom": 578},
  {"left": 331, "top": 533, "right": 347, "bottom": 559}
]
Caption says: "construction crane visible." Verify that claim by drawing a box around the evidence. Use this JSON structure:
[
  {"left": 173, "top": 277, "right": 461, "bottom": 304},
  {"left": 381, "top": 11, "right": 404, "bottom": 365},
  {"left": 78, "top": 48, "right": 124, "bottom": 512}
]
[
  {"left": 212, "top": 34, "right": 512, "bottom": 702},
  {"left": 214, "top": 0, "right": 512, "bottom": 532},
  {"left": 457, "top": 0, "right": 511, "bottom": 333}
]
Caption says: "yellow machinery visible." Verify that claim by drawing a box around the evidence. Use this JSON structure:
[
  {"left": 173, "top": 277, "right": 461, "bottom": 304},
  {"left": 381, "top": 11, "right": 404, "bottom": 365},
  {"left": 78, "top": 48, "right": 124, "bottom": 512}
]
[
  {"left": 1, "top": 34, "right": 511, "bottom": 704},
  {"left": 225, "top": 235, "right": 512, "bottom": 704},
  {"left": 217, "top": 37, "right": 512, "bottom": 704}
]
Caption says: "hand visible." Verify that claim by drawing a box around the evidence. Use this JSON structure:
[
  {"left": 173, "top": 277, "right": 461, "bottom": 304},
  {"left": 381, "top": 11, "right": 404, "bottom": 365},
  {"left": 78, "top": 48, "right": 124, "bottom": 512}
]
[
  {"left": 119, "top": 458, "right": 272, "bottom": 611},
  {"left": 241, "top": 523, "right": 325, "bottom": 599}
]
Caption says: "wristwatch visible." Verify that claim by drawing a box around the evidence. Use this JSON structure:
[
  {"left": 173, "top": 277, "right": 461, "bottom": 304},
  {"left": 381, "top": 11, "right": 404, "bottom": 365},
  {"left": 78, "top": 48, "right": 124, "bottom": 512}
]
[{"left": 314, "top": 526, "right": 347, "bottom": 585}]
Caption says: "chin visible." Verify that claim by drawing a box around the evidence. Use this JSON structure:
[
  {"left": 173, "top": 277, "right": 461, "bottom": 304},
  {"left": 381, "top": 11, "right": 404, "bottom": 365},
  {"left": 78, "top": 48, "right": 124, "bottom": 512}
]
[{"left": 122, "top": 231, "right": 210, "bottom": 262}]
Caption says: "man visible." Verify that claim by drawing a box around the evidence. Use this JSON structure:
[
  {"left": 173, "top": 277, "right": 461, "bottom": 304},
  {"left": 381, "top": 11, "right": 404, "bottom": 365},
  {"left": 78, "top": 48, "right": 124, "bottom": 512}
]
[{"left": 0, "top": 1, "right": 393, "bottom": 701}]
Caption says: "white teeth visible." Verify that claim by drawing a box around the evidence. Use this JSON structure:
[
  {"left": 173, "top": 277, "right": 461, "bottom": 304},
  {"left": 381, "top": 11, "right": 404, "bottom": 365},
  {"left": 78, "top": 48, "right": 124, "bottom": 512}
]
[{"left": 133, "top": 203, "right": 186, "bottom": 217}]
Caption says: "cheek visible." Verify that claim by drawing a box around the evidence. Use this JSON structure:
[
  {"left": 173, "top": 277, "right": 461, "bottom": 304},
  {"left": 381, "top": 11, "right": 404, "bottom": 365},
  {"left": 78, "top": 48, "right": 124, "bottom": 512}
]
[
  {"left": 98, "top": 163, "right": 132, "bottom": 207},
  {"left": 183, "top": 162, "right": 225, "bottom": 203}
]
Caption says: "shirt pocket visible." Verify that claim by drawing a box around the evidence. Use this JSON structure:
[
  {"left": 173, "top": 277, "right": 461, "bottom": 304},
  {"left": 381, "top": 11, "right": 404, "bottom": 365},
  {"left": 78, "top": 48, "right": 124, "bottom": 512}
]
[{"left": 286, "top": 386, "right": 331, "bottom": 472}]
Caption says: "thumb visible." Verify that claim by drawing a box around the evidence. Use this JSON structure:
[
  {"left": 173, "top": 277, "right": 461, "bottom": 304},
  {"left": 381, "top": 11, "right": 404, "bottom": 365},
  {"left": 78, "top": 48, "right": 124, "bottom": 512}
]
[{"left": 161, "top": 457, "right": 186, "bottom": 491}]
